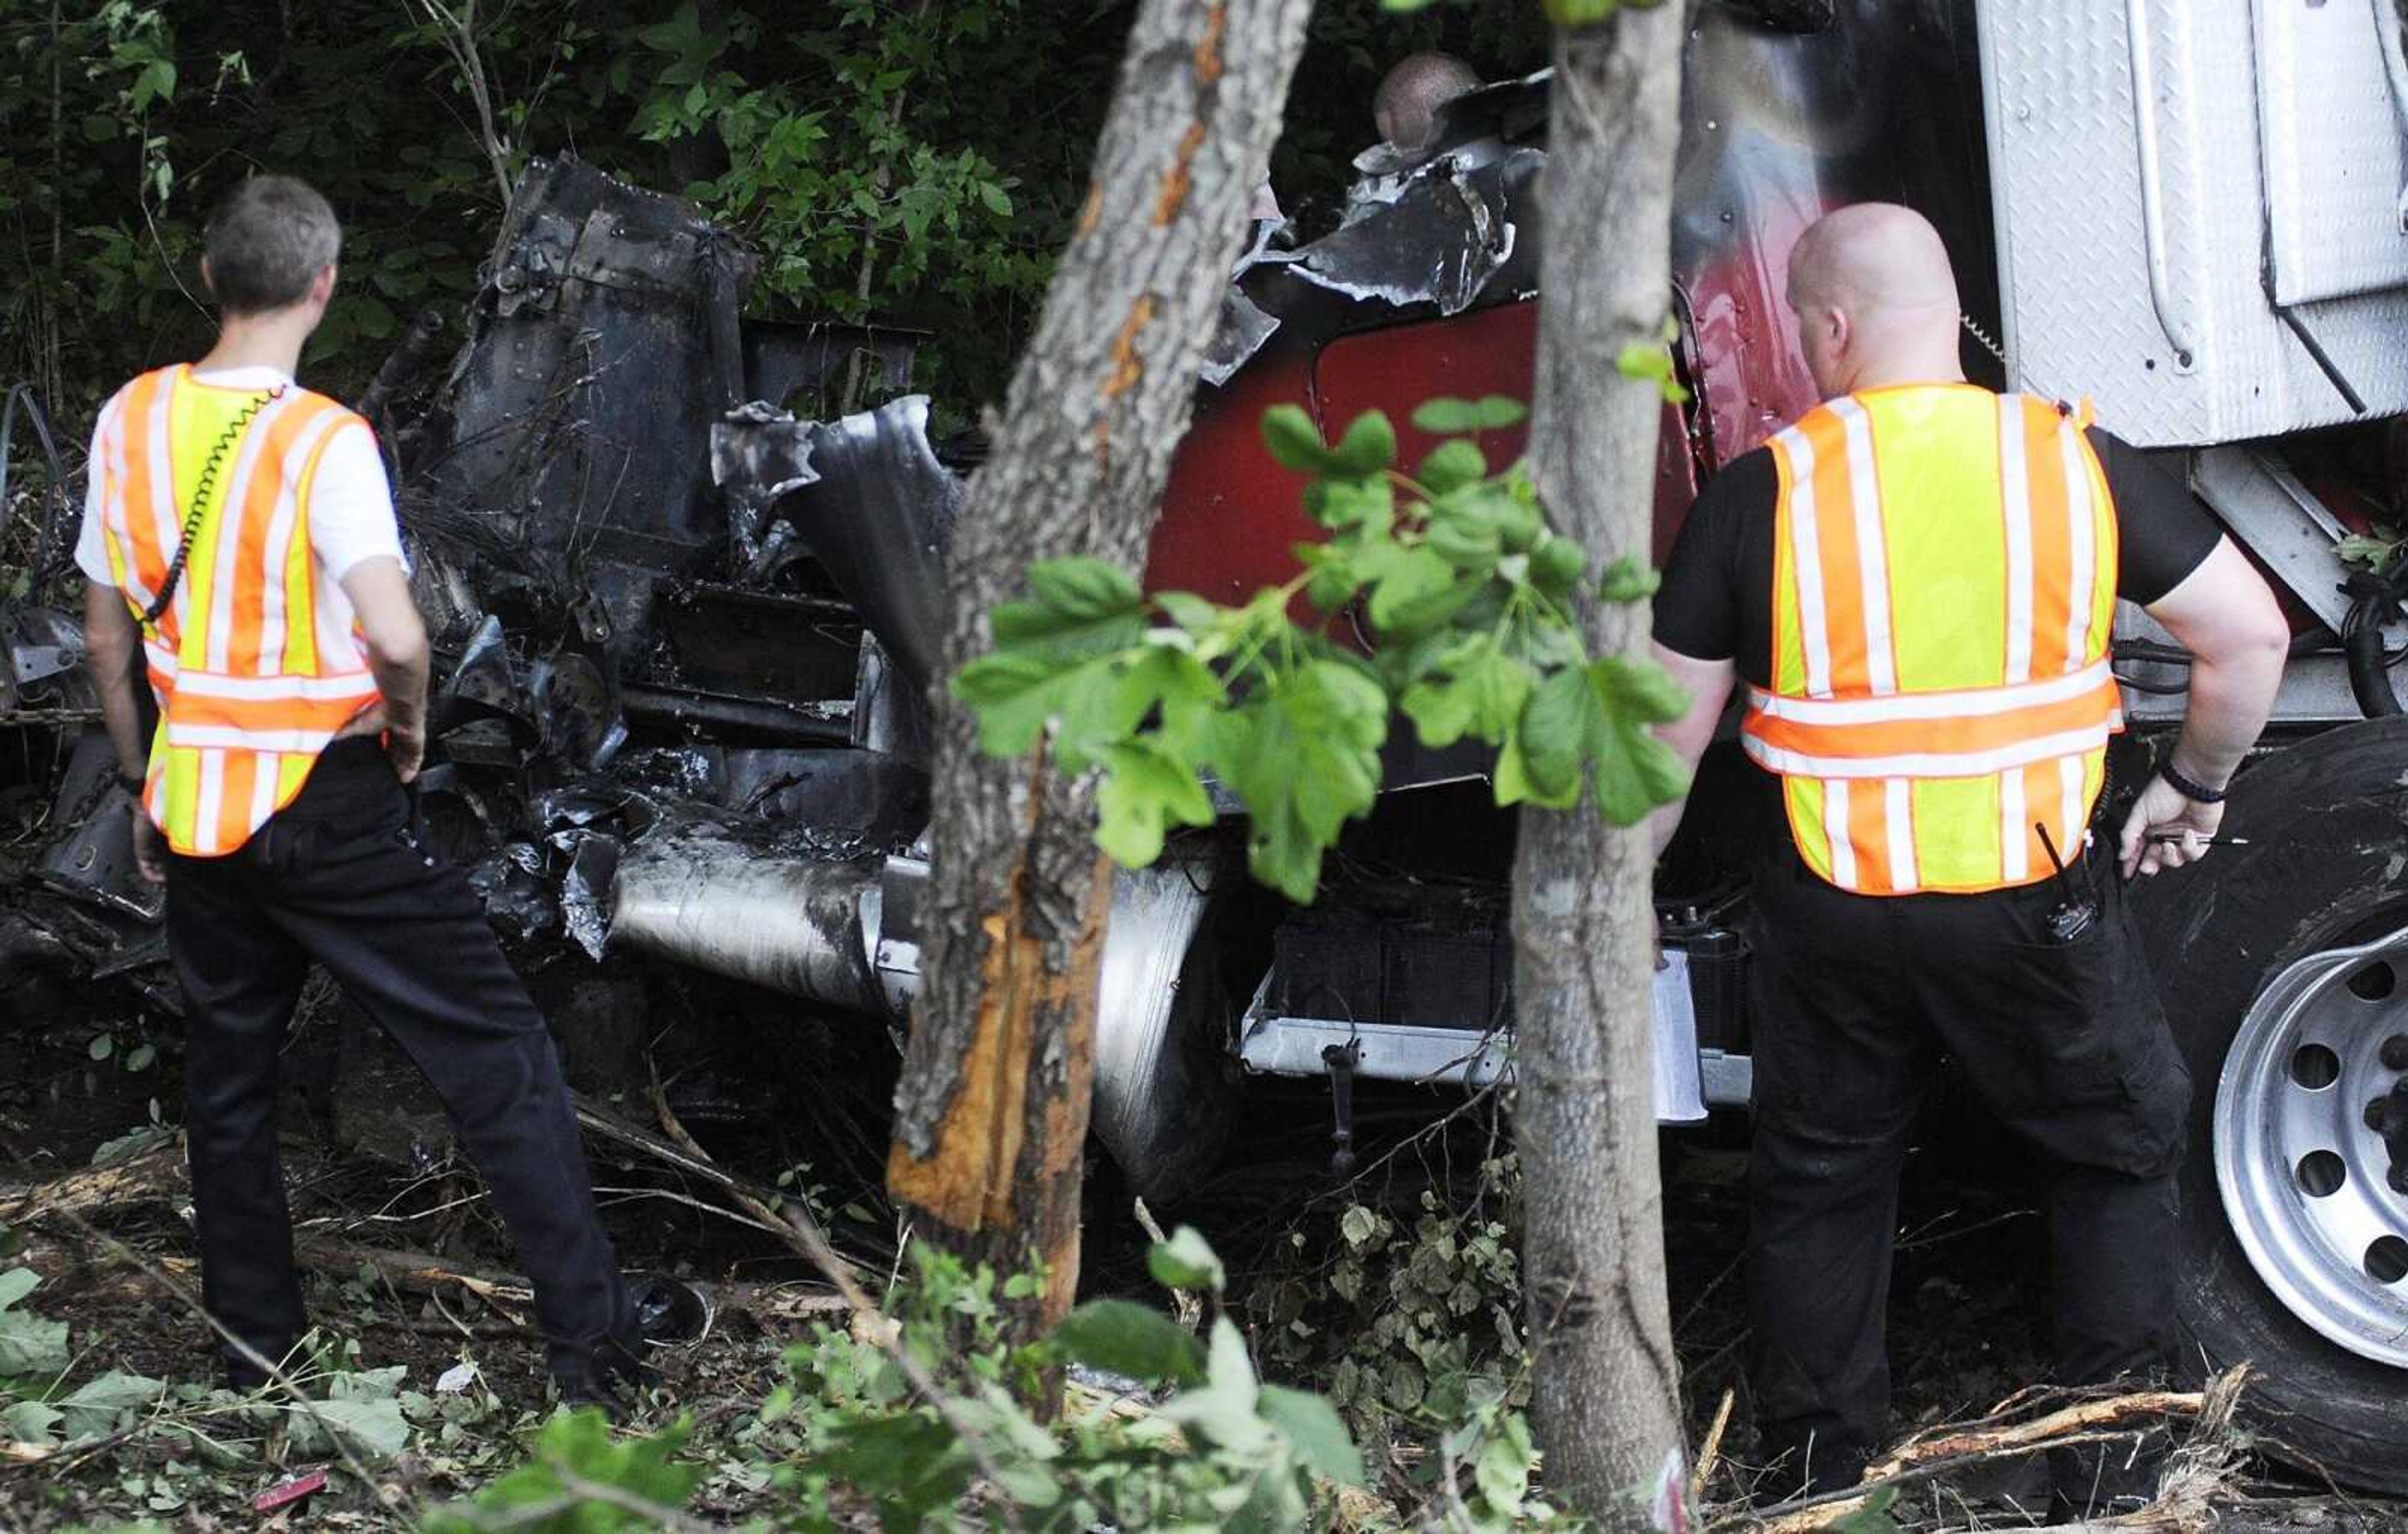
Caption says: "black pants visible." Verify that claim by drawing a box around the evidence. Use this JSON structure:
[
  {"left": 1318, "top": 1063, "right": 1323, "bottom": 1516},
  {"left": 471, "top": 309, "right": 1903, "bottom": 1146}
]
[
  {"left": 166, "top": 739, "right": 634, "bottom": 1387},
  {"left": 1744, "top": 844, "right": 2191, "bottom": 1502}
]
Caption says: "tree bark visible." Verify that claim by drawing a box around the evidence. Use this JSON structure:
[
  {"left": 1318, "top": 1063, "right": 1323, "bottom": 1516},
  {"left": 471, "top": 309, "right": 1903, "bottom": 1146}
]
[
  {"left": 1513, "top": 7, "right": 1690, "bottom": 1530},
  {"left": 887, "top": 0, "right": 1313, "bottom": 1343}
]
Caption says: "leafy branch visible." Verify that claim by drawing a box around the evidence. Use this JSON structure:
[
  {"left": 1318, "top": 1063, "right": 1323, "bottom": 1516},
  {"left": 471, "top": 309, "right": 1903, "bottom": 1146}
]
[{"left": 955, "top": 397, "right": 1692, "bottom": 903}]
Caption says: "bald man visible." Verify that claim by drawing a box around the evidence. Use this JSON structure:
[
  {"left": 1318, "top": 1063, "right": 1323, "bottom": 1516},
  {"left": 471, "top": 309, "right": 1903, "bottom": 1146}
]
[
  {"left": 1648, "top": 205, "right": 2287, "bottom": 1513},
  {"left": 1344, "top": 53, "right": 1487, "bottom": 220}
]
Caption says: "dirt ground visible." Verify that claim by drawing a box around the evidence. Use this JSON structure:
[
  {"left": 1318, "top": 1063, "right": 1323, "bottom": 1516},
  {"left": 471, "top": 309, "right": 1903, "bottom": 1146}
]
[{"left": 4, "top": 983, "right": 2404, "bottom": 1531}]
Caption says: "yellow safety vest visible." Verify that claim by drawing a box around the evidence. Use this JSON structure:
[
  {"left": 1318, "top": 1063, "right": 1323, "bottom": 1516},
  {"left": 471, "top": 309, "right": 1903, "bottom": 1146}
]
[
  {"left": 1738, "top": 384, "right": 2123, "bottom": 894},
  {"left": 95, "top": 365, "right": 384, "bottom": 856}
]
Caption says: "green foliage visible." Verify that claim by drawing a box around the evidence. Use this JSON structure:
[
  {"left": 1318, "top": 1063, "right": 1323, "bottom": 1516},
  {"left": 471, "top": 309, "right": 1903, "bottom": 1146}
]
[
  {"left": 1247, "top": 1154, "right": 1575, "bottom": 1528},
  {"left": 423, "top": 1410, "right": 705, "bottom": 1533},
  {"left": 0, "top": 1269, "right": 70, "bottom": 1378},
  {"left": 958, "top": 398, "right": 1693, "bottom": 902},
  {"left": 2336, "top": 527, "right": 2406, "bottom": 575},
  {"left": 460, "top": 1229, "right": 1364, "bottom": 1532},
  {"left": 1617, "top": 318, "right": 1693, "bottom": 405}
]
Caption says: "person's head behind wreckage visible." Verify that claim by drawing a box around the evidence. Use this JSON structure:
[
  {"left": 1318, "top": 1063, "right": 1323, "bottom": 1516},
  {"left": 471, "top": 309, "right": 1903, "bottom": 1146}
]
[
  {"left": 1373, "top": 51, "right": 1482, "bottom": 155},
  {"left": 199, "top": 174, "right": 341, "bottom": 319}
]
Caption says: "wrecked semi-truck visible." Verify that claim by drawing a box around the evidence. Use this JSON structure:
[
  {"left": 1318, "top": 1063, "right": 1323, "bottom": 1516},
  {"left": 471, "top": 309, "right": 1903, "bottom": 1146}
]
[{"left": 5, "top": 0, "right": 2408, "bottom": 1487}]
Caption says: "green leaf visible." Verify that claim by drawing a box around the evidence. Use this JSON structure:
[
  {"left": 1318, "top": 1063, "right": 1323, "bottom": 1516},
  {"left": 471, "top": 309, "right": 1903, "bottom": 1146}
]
[
  {"left": 1472, "top": 1411, "right": 1536, "bottom": 1513},
  {"left": 1147, "top": 1225, "right": 1227, "bottom": 1294},
  {"left": 2335, "top": 531, "right": 2404, "bottom": 574},
  {"left": 1025, "top": 558, "right": 1143, "bottom": 625},
  {"left": 1053, "top": 1299, "right": 1207, "bottom": 1386},
  {"left": 1261, "top": 404, "right": 1334, "bottom": 473},
  {"left": 1153, "top": 591, "right": 1223, "bottom": 632},
  {"left": 1259, "top": 1384, "right": 1364, "bottom": 1486},
  {"left": 978, "top": 182, "right": 1013, "bottom": 217},
  {"left": 1095, "top": 741, "right": 1215, "bottom": 867},
  {"left": 1400, "top": 635, "right": 1533, "bottom": 748},
  {"left": 1506, "top": 659, "right": 1691, "bottom": 823},
  {"left": 1417, "top": 438, "right": 1487, "bottom": 496},
  {"left": 1, "top": 1401, "right": 60, "bottom": 1447},
  {"left": 88, "top": 1034, "right": 113, "bottom": 1062},
  {"left": 1597, "top": 554, "right": 1663, "bottom": 603},
  {"left": 1616, "top": 332, "right": 1691, "bottom": 404},
  {"left": 1306, "top": 474, "right": 1393, "bottom": 536},
  {"left": 298, "top": 1395, "right": 410, "bottom": 1461},
  {"left": 953, "top": 651, "right": 1074, "bottom": 757},
  {"left": 1362, "top": 544, "right": 1457, "bottom": 635},
  {"left": 1329, "top": 411, "right": 1398, "bottom": 477},
  {"left": 1829, "top": 1485, "right": 1903, "bottom": 1534},
  {"left": 1411, "top": 395, "right": 1528, "bottom": 433},
  {"left": 1205, "top": 660, "right": 1388, "bottom": 902},
  {"left": 0, "top": 1272, "right": 68, "bottom": 1377},
  {"left": 1160, "top": 1319, "right": 1269, "bottom": 1454},
  {"left": 1530, "top": 536, "right": 1588, "bottom": 599},
  {"left": 1338, "top": 1206, "right": 1380, "bottom": 1248}
]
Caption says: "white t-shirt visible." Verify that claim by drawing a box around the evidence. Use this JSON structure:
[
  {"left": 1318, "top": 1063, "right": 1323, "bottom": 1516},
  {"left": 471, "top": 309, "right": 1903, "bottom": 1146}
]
[{"left": 76, "top": 365, "right": 404, "bottom": 652}]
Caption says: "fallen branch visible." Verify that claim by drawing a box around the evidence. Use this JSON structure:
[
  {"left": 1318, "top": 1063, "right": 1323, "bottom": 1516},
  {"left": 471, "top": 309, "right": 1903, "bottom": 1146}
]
[
  {"left": 289, "top": 1235, "right": 533, "bottom": 1313},
  {"left": 1692, "top": 1386, "right": 1735, "bottom": 1505},
  {"left": 4, "top": 1134, "right": 183, "bottom": 1222},
  {"left": 1742, "top": 1376, "right": 2225, "bottom": 1531}
]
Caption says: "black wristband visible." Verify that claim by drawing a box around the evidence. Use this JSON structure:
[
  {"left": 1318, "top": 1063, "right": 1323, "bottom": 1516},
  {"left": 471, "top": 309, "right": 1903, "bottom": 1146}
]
[
  {"left": 118, "top": 771, "right": 145, "bottom": 795},
  {"left": 2157, "top": 759, "right": 2226, "bottom": 805}
]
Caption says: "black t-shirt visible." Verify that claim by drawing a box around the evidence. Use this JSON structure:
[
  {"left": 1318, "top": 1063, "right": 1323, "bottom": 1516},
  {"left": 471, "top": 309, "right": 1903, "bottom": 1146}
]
[{"left": 1652, "top": 424, "right": 2223, "bottom": 687}]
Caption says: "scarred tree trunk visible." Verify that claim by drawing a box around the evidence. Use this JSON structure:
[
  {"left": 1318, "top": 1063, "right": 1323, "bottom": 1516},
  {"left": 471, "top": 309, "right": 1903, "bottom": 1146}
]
[
  {"left": 1513, "top": 6, "right": 1690, "bottom": 1530},
  {"left": 888, "top": 0, "right": 1314, "bottom": 1341}
]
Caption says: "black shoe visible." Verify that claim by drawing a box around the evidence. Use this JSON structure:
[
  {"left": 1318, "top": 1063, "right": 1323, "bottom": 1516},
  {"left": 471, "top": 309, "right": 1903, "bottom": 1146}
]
[
  {"left": 629, "top": 1272, "right": 711, "bottom": 1345},
  {"left": 552, "top": 1336, "right": 660, "bottom": 1422},
  {"left": 1751, "top": 1436, "right": 1871, "bottom": 1507}
]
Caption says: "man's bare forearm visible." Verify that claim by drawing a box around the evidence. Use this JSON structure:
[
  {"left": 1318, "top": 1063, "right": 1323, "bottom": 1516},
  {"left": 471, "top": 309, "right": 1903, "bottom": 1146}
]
[
  {"left": 81, "top": 582, "right": 148, "bottom": 778},
  {"left": 2170, "top": 645, "right": 2283, "bottom": 788},
  {"left": 367, "top": 650, "right": 428, "bottom": 729}
]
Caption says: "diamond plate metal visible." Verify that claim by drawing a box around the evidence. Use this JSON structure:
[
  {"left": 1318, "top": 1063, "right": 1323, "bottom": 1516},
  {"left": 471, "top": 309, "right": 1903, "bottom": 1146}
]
[
  {"left": 2258, "top": 0, "right": 2408, "bottom": 305},
  {"left": 1980, "top": 1, "right": 2408, "bottom": 447}
]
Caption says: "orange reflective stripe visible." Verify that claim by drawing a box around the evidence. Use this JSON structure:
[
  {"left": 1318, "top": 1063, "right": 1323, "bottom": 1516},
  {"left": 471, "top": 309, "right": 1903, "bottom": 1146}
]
[
  {"left": 227, "top": 399, "right": 349, "bottom": 674},
  {"left": 110, "top": 372, "right": 174, "bottom": 607},
  {"left": 1743, "top": 674, "right": 2122, "bottom": 770},
  {"left": 1801, "top": 410, "right": 1879, "bottom": 694},
  {"left": 166, "top": 684, "right": 378, "bottom": 737}
]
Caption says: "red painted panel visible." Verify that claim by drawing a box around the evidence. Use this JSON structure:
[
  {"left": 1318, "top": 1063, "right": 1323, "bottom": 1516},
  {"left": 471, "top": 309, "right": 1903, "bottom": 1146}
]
[
  {"left": 1145, "top": 298, "right": 1714, "bottom": 602},
  {"left": 1312, "top": 303, "right": 1541, "bottom": 475},
  {"left": 1684, "top": 199, "right": 1825, "bottom": 468},
  {"left": 1143, "top": 349, "right": 1321, "bottom": 603}
]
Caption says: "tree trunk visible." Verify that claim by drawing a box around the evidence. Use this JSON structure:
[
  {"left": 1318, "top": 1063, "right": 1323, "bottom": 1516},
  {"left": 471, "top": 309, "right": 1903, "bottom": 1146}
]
[
  {"left": 1513, "top": 7, "right": 1690, "bottom": 1530},
  {"left": 888, "top": 0, "right": 1314, "bottom": 1343}
]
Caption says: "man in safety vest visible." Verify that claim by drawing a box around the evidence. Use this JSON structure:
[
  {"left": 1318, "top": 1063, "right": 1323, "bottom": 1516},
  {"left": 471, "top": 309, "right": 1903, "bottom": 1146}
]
[
  {"left": 1648, "top": 204, "right": 2288, "bottom": 1514},
  {"left": 74, "top": 176, "right": 648, "bottom": 1412}
]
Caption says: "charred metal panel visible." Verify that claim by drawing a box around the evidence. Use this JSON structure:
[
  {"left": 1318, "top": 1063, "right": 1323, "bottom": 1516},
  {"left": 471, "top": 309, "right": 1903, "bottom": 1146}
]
[
  {"left": 656, "top": 586, "right": 863, "bottom": 704},
  {"left": 421, "top": 156, "right": 756, "bottom": 625},
  {"left": 713, "top": 396, "right": 963, "bottom": 697},
  {"left": 1288, "top": 148, "right": 1544, "bottom": 317}
]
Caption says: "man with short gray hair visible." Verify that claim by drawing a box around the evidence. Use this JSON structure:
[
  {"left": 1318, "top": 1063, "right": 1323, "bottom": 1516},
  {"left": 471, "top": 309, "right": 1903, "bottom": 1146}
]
[{"left": 75, "top": 174, "right": 650, "bottom": 1414}]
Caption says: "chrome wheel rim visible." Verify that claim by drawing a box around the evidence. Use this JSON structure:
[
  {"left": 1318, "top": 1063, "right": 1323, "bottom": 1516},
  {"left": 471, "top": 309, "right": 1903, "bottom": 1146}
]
[{"left": 2214, "top": 928, "right": 2408, "bottom": 1368}]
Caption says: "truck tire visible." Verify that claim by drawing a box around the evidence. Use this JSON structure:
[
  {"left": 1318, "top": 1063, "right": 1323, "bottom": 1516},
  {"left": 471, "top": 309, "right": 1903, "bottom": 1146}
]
[{"left": 2130, "top": 718, "right": 2408, "bottom": 1492}]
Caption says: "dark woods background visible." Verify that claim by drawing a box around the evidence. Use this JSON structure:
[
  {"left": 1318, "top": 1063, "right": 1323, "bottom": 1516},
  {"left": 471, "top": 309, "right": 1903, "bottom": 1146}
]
[{"left": 0, "top": 0, "right": 1550, "bottom": 425}]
